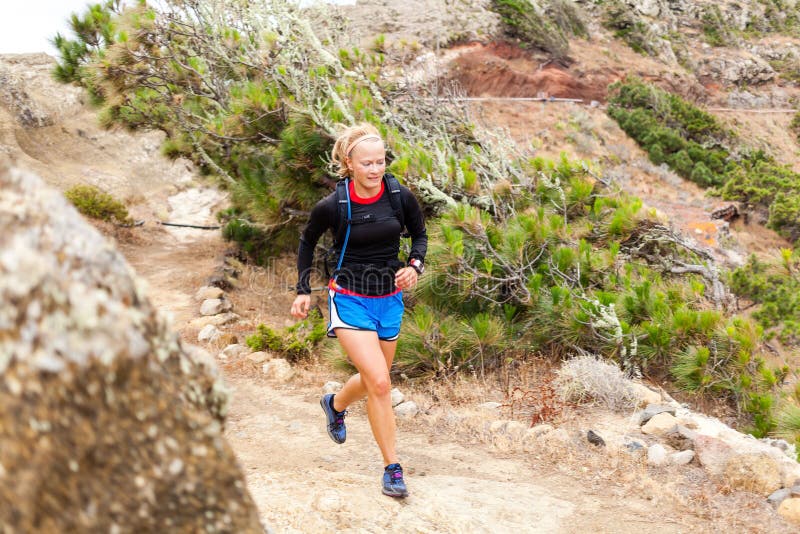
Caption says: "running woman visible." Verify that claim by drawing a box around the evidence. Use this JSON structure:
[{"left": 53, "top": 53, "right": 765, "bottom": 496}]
[{"left": 290, "top": 123, "right": 427, "bottom": 498}]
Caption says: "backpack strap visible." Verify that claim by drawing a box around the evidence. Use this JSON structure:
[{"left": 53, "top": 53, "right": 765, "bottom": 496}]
[
  {"left": 383, "top": 173, "right": 407, "bottom": 236},
  {"left": 334, "top": 179, "right": 350, "bottom": 249},
  {"left": 333, "top": 178, "right": 352, "bottom": 278}
]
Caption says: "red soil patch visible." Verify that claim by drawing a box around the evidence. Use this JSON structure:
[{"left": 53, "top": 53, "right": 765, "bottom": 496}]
[{"left": 444, "top": 42, "right": 619, "bottom": 102}]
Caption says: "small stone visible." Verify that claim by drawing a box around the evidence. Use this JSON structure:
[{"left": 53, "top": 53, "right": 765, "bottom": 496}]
[
  {"left": 695, "top": 435, "right": 734, "bottom": 477},
  {"left": 168, "top": 458, "right": 184, "bottom": 475},
  {"left": 647, "top": 444, "right": 668, "bottom": 466},
  {"left": 663, "top": 425, "right": 697, "bottom": 451},
  {"left": 394, "top": 401, "right": 419, "bottom": 418},
  {"left": 261, "top": 359, "right": 293, "bottom": 382},
  {"left": 724, "top": 453, "right": 782, "bottom": 496},
  {"left": 221, "top": 344, "right": 248, "bottom": 359},
  {"left": 188, "top": 313, "right": 240, "bottom": 329},
  {"left": 390, "top": 388, "right": 405, "bottom": 407},
  {"left": 624, "top": 438, "right": 645, "bottom": 453},
  {"left": 195, "top": 286, "right": 223, "bottom": 301},
  {"left": 768, "top": 488, "right": 792, "bottom": 506},
  {"left": 669, "top": 450, "right": 695, "bottom": 466},
  {"left": 778, "top": 497, "right": 800, "bottom": 525},
  {"left": 478, "top": 402, "right": 503, "bottom": 412},
  {"left": 641, "top": 412, "right": 679, "bottom": 436},
  {"left": 200, "top": 299, "right": 225, "bottom": 316},
  {"left": 323, "top": 381, "right": 343, "bottom": 394},
  {"left": 197, "top": 324, "right": 221, "bottom": 343},
  {"left": 792, "top": 485, "right": 800, "bottom": 497},
  {"left": 637, "top": 404, "right": 677, "bottom": 425},
  {"left": 586, "top": 430, "right": 605, "bottom": 447},
  {"left": 629, "top": 382, "right": 661, "bottom": 406},
  {"left": 247, "top": 351, "right": 271, "bottom": 365}
]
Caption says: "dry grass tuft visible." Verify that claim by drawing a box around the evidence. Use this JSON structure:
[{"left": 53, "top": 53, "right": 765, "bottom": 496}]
[{"left": 554, "top": 354, "right": 638, "bottom": 411}]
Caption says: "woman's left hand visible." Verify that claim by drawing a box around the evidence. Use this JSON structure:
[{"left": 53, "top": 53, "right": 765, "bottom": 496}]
[{"left": 395, "top": 266, "right": 418, "bottom": 290}]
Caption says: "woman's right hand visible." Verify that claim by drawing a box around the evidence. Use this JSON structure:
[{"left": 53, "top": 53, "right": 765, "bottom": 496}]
[{"left": 290, "top": 294, "right": 311, "bottom": 319}]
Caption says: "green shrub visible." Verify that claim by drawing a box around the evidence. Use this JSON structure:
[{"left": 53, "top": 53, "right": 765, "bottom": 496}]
[
  {"left": 730, "top": 252, "right": 800, "bottom": 344},
  {"left": 64, "top": 184, "right": 131, "bottom": 224},
  {"left": 701, "top": 5, "right": 736, "bottom": 47},
  {"left": 608, "top": 78, "right": 800, "bottom": 240},
  {"left": 489, "top": 0, "right": 570, "bottom": 59},
  {"left": 246, "top": 309, "right": 327, "bottom": 361}
]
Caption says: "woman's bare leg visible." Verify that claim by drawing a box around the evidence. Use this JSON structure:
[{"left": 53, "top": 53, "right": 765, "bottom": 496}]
[
  {"left": 332, "top": 337, "right": 397, "bottom": 411},
  {"left": 333, "top": 329, "right": 398, "bottom": 465}
]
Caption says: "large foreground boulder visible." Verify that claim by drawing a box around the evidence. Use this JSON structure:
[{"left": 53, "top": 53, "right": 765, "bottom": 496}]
[{"left": 0, "top": 166, "right": 263, "bottom": 532}]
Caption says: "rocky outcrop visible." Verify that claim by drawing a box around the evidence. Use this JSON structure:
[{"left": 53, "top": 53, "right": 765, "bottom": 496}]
[
  {"left": 0, "top": 56, "right": 52, "bottom": 127},
  {"left": 694, "top": 51, "right": 776, "bottom": 87},
  {"left": 0, "top": 166, "right": 263, "bottom": 532}
]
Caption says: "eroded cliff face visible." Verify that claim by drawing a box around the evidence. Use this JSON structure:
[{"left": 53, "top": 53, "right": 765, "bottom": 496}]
[{"left": 0, "top": 166, "right": 263, "bottom": 533}]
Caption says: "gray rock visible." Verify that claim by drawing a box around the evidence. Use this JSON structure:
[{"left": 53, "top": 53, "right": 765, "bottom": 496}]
[
  {"left": 647, "top": 444, "right": 668, "bottom": 466},
  {"left": 669, "top": 450, "right": 695, "bottom": 466},
  {"left": 194, "top": 285, "right": 223, "bottom": 302},
  {"left": 695, "top": 52, "right": 775, "bottom": 87},
  {"left": 221, "top": 343, "right": 248, "bottom": 359},
  {"left": 0, "top": 166, "right": 262, "bottom": 531},
  {"left": 638, "top": 404, "right": 677, "bottom": 425},
  {"left": 394, "top": 401, "right": 419, "bottom": 418},
  {"left": 769, "top": 488, "right": 792, "bottom": 506},
  {"left": 0, "top": 64, "right": 53, "bottom": 127},
  {"left": 262, "top": 359, "right": 293, "bottom": 382},
  {"left": 624, "top": 438, "right": 645, "bottom": 454},
  {"left": 642, "top": 412, "right": 679, "bottom": 435},
  {"left": 188, "top": 312, "right": 240, "bottom": 329},
  {"left": 247, "top": 351, "right": 272, "bottom": 365},
  {"left": 390, "top": 387, "right": 405, "bottom": 407},
  {"left": 200, "top": 298, "right": 225, "bottom": 316},
  {"left": 695, "top": 435, "right": 734, "bottom": 477},
  {"left": 197, "top": 324, "right": 221, "bottom": 343}
]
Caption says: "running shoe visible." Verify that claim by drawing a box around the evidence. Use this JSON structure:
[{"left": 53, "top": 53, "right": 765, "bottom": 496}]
[
  {"left": 320, "top": 393, "right": 347, "bottom": 444},
  {"left": 382, "top": 463, "right": 408, "bottom": 498}
]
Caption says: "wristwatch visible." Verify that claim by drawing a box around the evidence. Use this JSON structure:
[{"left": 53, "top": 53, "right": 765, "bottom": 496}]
[{"left": 408, "top": 258, "right": 425, "bottom": 275}]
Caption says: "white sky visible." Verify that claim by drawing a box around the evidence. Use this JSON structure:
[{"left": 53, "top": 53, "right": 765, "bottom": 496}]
[
  {"left": 0, "top": 0, "right": 103, "bottom": 55},
  {"left": 0, "top": 0, "right": 357, "bottom": 55}
]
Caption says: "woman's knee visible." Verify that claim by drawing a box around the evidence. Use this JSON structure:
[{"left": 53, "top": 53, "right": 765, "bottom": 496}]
[{"left": 365, "top": 373, "right": 391, "bottom": 397}]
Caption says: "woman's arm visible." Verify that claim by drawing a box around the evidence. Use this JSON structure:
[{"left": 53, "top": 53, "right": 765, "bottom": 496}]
[{"left": 296, "top": 194, "right": 336, "bottom": 295}]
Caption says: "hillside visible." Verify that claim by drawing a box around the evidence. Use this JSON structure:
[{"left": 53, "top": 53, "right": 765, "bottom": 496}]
[{"left": 4, "top": 0, "right": 800, "bottom": 530}]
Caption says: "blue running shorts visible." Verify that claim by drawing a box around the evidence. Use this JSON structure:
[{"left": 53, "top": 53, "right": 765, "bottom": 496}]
[{"left": 327, "top": 284, "right": 405, "bottom": 341}]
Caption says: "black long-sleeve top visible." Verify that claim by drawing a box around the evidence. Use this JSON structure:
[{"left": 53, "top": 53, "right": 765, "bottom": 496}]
[{"left": 296, "top": 179, "right": 427, "bottom": 296}]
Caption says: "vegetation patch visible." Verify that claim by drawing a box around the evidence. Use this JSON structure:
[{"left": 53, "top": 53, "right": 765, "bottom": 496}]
[
  {"left": 608, "top": 78, "right": 800, "bottom": 242},
  {"left": 600, "top": 0, "right": 662, "bottom": 56},
  {"left": 64, "top": 184, "right": 131, "bottom": 224},
  {"left": 246, "top": 309, "right": 327, "bottom": 361},
  {"left": 730, "top": 250, "right": 800, "bottom": 345},
  {"left": 488, "top": 0, "right": 587, "bottom": 60}
]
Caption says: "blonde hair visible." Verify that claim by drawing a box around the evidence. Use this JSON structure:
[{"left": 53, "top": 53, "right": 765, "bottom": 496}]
[{"left": 331, "top": 123, "right": 383, "bottom": 178}]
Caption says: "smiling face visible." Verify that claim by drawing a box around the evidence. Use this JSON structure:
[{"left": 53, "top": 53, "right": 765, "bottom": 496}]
[{"left": 347, "top": 138, "right": 386, "bottom": 197}]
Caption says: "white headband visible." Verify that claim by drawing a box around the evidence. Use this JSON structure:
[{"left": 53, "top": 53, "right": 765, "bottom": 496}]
[{"left": 345, "top": 134, "right": 382, "bottom": 156}]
